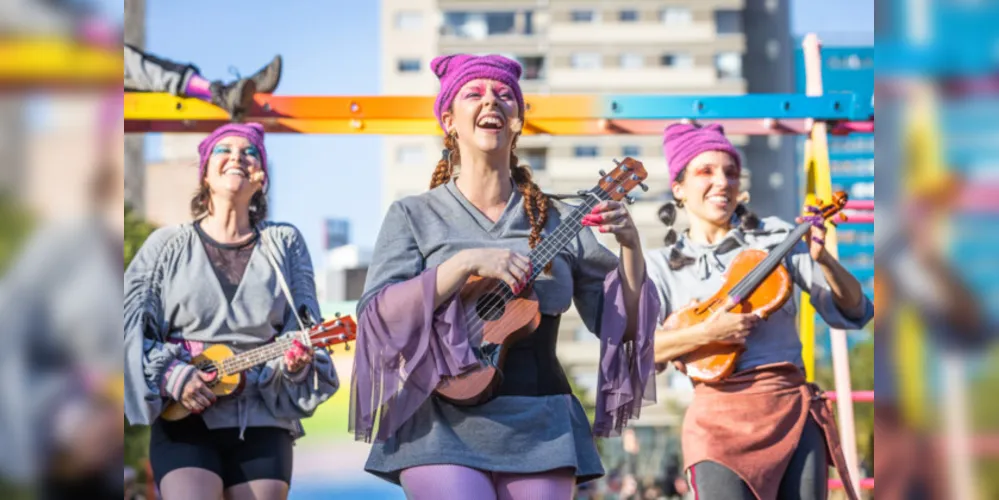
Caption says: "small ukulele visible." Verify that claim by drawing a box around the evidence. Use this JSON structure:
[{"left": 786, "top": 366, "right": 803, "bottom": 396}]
[
  {"left": 160, "top": 314, "right": 357, "bottom": 421},
  {"left": 434, "top": 158, "right": 649, "bottom": 406},
  {"left": 666, "top": 193, "right": 849, "bottom": 383}
]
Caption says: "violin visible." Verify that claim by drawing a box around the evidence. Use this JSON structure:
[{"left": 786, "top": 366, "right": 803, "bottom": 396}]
[
  {"left": 665, "top": 193, "right": 849, "bottom": 383},
  {"left": 434, "top": 158, "right": 649, "bottom": 406}
]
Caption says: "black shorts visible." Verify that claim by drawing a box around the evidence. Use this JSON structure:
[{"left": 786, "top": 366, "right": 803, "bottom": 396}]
[{"left": 149, "top": 416, "right": 294, "bottom": 489}]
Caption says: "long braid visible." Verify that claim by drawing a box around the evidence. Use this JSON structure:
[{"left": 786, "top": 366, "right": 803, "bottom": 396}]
[
  {"left": 510, "top": 143, "right": 552, "bottom": 274},
  {"left": 430, "top": 133, "right": 459, "bottom": 189}
]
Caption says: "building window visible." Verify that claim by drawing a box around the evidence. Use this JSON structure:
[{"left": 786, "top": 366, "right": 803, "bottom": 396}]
[
  {"left": 715, "top": 52, "right": 742, "bottom": 79},
  {"left": 619, "top": 10, "right": 638, "bottom": 22},
  {"left": 395, "top": 11, "right": 422, "bottom": 30},
  {"left": 524, "top": 11, "right": 534, "bottom": 35},
  {"left": 622, "top": 145, "right": 641, "bottom": 157},
  {"left": 442, "top": 11, "right": 517, "bottom": 38},
  {"left": 518, "top": 56, "right": 545, "bottom": 80},
  {"left": 396, "top": 145, "right": 425, "bottom": 165},
  {"left": 573, "top": 145, "right": 599, "bottom": 157},
  {"left": 397, "top": 58, "right": 421, "bottom": 73},
  {"left": 619, "top": 53, "right": 644, "bottom": 69},
  {"left": 570, "top": 53, "right": 602, "bottom": 69},
  {"left": 660, "top": 53, "right": 694, "bottom": 69},
  {"left": 570, "top": 10, "right": 596, "bottom": 22},
  {"left": 520, "top": 147, "right": 547, "bottom": 171},
  {"left": 714, "top": 10, "right": 742, "bottom": 35},
  {"left": 660, "top": 7, "right": 692, "bottom": 25}
]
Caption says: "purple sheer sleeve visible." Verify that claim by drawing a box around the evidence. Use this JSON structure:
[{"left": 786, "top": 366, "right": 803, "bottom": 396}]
[
  {"left": 591, "top": 270, "right": 660, "bottom": 437},
  {"left": 348, "top": 266, "right": 480, "bottom": 442}
]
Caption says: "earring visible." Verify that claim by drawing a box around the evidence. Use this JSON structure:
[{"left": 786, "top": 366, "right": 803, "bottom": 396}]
[{"left": 676, "top": 200, "right": 685, "bottom": 208}]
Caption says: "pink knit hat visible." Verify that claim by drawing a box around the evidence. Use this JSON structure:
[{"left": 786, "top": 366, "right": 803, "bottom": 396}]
[
  {"left": 431, "top": 54, "right": 525, "bottom": 133},
  {"left": 197, "top": 123, "right": 268, "bottom": 185},
  {"left": 662, "top": 123, "right": 741, "bottom": 184}
]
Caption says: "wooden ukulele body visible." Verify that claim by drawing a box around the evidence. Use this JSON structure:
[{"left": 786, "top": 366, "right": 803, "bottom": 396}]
[
  {"left": 160, "top": 344, "right": 245, "bottom": 421},
  {"left": 666, "top": 249, "right": 793, "bottom": 383},
  {"left": 434, "top": 275, "right": 541, "bottom": 406}
]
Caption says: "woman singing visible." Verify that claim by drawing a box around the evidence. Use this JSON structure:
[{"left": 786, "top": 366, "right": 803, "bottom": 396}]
[
  {"left": 349, "top": 54, "right": 659, "bottom": 499},
  {"left": 123, "top": 123, "right": 339, "bottom": 500}
]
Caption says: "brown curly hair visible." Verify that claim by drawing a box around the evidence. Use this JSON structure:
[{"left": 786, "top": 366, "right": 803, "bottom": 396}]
[{"left": 430, "top": 131, "right": 552, "bottom": 273}]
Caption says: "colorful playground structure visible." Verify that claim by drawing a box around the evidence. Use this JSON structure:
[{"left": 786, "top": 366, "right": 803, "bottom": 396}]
[
  {"left": 117, "top": 34, "right": 877, "bottom": 494},
  {"left": 2, "top": 32, "right": 883, "bottom": 495}
]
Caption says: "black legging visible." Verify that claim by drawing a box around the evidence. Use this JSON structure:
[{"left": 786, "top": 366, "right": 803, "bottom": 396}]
[{"left": 689, "top": 417, "right": 828, "bottom": 499}]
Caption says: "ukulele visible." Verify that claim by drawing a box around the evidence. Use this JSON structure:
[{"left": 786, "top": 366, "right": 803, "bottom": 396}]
[
  {"left": 161, "top": 314, "right": 357, "bottom": 421},
  {"left": 665, "top": 193, "right": 849, "bottom": 383},
  {"left": 434, "top": 158, "right": 649, "bottom": 406}
]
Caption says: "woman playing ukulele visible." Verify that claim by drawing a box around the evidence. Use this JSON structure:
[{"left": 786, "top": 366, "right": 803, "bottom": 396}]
[
  {"left": 648, "top": 123, "right": 874, "bottom": 500},
  {"left": 123, "top": 123, "right": 339, "bottom": 500},
  {"left": 349, "top": 54, "right": 659, "bottom": 499}
]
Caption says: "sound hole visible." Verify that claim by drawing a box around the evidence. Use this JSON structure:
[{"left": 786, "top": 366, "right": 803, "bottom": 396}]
[
  {"left": 197, "top": 361, "right": 221, "bottom": 387},
  {"left": 475, "top": 293, "right": 506, "bottom": 321}
]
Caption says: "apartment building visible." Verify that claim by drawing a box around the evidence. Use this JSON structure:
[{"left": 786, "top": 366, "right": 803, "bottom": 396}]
[{"left": 379, "top": 0, "right": 792, "bottom": 435}]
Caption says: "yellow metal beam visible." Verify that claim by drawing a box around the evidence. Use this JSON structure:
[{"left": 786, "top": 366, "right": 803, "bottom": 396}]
[{"left": 0, "top": 37, "right": 121, "bottom": 85}]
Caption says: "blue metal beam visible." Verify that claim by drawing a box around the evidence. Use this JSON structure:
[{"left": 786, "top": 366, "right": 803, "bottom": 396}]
[{"left": 601, "top": 93, "right": 873, "bottom": 121}]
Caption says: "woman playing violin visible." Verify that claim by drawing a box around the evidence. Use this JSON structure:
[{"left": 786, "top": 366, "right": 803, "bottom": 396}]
[
  {"left": 349, "top": 54, "right": 660, "bottom": 499},
  {"left": 648, "top": 123, "right": 874, "bottom": 500}
]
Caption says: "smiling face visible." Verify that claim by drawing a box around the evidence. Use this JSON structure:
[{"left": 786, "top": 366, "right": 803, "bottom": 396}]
[
  {"left": 441, "top": 78, "right": 523, "bottom": 155},
  {"left": 671, "top": 150, "right": 740, "bottom": 226},
  {"left": 202, "top": 135, "right": 265, "bottom": 204}
]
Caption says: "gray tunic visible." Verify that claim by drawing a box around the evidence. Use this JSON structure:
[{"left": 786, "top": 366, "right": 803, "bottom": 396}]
[
  {"left": 123, "top": 221, "right": 339, "bottom": 439},
  {"left": 360, "top": 180, "right": 620, "bottom": 484},
  {"left": 645, "top": 216, "right": 874, "bottom": 373}
]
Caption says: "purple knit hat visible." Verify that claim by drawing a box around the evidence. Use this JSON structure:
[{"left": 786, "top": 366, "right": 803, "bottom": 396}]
[
  {"left": 662, "top": 123, "right": 741, "bottom": 184},
  {"left": 197, "top": 122, "right": 268, "bottom": 185},
  {"left": 431, "top": 54, "right": 525, "bottom": 133}
]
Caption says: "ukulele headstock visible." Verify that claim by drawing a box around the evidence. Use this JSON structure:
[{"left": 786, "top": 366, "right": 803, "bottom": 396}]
[
  {"left": 596, "top": 157, "right": 649, "bottom": 203},
  {"left": 308, "top": 314, "right": 357, "bottom": 351}
]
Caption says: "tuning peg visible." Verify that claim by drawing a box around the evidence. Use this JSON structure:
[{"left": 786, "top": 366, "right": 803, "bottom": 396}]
[
  {"left": 599, "top": 169, "right": 607, "bottom": 177},
  {"left": 625, "top": 196, "right": 636, "bottom": 204},
  {"left": 838, "top": 213, "right": 848, "bottom": 222},
  {"left": 335, "top": 312, "right": 341, "bottom": 318},
  {"left": 815, "top": 198, "right": 824, "bottom": 206},
  {"left": 344, "top": 343, "right": 351, "bottom": 351},
  {"left": 639, "top": 183, "right": 649, "bottom": 192}
]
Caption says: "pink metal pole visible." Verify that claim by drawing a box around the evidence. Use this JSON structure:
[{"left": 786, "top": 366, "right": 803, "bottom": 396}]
[
  {"left": 804, "top": 33, "right": 862, "bottom": 496},
  {"left": 825, "top": 390, "right": 875, "bottom": 403}
]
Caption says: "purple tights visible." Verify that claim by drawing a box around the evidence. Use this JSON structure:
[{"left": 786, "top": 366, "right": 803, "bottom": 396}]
[{"left": 399, "top": 464, "right": 576, "bottom": 500}]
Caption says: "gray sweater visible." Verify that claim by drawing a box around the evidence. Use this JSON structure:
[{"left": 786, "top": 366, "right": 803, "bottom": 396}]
[
  {"left": 123, "top": 221, "right": 339, "bottom": 439},
  {"left": 645, "top": 216, "right": 874, "bottom": 373}
]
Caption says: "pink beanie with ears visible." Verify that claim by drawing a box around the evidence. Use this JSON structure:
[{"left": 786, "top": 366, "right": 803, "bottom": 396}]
[
  {"left": 431, "top": 54, "right": 525, "bottom": 133},
  {"left": 662, "top": 123, "right": 741, "bottom": 184}
]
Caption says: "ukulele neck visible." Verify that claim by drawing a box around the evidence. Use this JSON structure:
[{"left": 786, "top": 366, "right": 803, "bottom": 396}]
[
  {"left": 525, "top": 188, "right": 608, "bottom": 281},
  {"left": 221, "top": 333, "right": 307, "bottom": 375}
]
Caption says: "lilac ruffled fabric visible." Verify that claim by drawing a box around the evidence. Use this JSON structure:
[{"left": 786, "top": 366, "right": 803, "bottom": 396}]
[
  {"left": 348, "top": 266, "right": 659, "bottom": 443},
  {"left": 592, "top": 270, "right": 659, "bottom": 437}
]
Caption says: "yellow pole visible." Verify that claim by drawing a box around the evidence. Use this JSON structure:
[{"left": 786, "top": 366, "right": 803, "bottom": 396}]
[{"left": 802, "top": 34, "right": 861, "bottom": 494}]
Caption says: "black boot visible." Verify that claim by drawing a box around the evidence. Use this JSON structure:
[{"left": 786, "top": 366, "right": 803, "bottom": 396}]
[
  {"left": 210, "top": 78, "right": 257, "bottom": 121},
  {"left": 249, "top": 55, "right": 282, "bottom": 94}
]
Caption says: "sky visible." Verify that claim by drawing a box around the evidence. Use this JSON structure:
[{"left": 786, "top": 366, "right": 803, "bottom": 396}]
[{"left": 137, "top": 0, "right": 873, "bottom": 272}]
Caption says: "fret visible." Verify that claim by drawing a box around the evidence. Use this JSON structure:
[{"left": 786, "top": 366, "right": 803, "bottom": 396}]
[{"left": 222, "top": 338, "right": 298, "bottom": 375}]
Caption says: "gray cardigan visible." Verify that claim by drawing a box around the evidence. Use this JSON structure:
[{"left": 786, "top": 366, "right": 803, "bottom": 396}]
[{"left": 123, "top": 221, "right": 339, "bottom": 439}]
